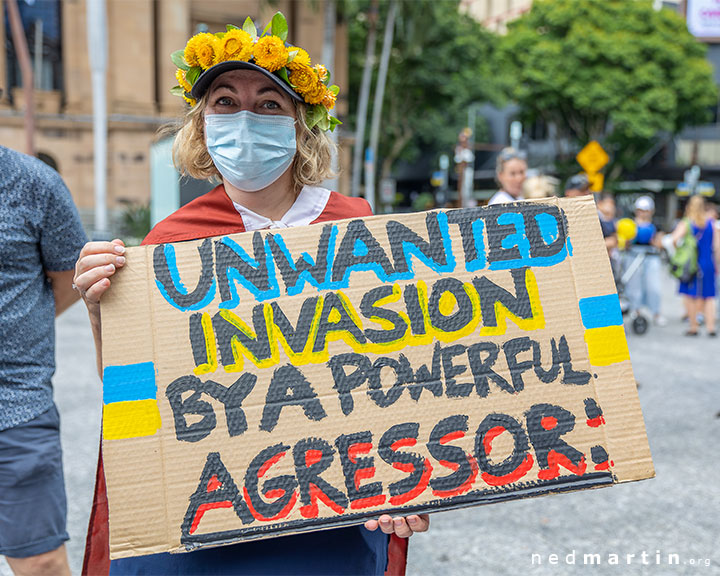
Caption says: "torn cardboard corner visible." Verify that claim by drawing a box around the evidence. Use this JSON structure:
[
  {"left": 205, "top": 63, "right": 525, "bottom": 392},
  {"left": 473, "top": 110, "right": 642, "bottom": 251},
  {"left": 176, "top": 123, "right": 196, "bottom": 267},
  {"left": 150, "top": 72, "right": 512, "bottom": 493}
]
[{"left": 100, "top": 196, "right": 654, "bottom": 559}]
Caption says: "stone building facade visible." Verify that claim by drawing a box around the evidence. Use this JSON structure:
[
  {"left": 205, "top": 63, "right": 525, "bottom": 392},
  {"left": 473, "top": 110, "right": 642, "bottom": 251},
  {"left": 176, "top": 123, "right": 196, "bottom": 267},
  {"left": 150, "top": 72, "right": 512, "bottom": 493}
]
[{"left": 0, "top": 0, "right": 348, "bottom": 229}]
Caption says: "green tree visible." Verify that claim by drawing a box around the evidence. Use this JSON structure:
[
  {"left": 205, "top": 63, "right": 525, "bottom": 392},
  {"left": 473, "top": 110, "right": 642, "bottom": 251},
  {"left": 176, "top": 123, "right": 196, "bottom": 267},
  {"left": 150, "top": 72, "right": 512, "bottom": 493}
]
[
  {"left": 496, "top": 0, "right": 718, "bottom": 180},
  {"left": 347, "top": 0, "right": 501, "bottom": 184}
]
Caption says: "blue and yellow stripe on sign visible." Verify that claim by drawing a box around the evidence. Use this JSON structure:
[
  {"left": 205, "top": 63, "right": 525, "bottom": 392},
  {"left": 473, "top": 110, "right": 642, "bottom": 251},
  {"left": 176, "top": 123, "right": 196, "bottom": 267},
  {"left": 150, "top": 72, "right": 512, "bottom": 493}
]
[
  {"left": 578, "top": 294, "right": 630, "bottom": 366},
  {"left": 102, "top": 362, "right": 161, "bottom": 440}
]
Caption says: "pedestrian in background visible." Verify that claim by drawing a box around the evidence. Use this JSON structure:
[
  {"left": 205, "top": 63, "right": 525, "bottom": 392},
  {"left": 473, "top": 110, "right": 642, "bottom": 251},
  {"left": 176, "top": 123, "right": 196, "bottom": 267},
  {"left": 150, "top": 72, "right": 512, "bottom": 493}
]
[
  {"left": 597, "top": 192, "right": 619, "bottom": 279},
  {"left": 563, "top": 173, "right": 592, "bottom": 198},
  {"left": 671, "top": 195, "right": 719, "bottom": 336},
  {"left": 709, "top": 203, "right": 720, "bottom": 320},
  {"left": 0, "top": 146, "right": 87, "bottom": 575},
  {"left": 624, "top": 195, "right": 665, "bottom": 326},
  {"left": 597, "top": 192, "right": 618, "bottom": 254},
  {"left": 488, "top": 147, "right": 527, "bottom": 205}
]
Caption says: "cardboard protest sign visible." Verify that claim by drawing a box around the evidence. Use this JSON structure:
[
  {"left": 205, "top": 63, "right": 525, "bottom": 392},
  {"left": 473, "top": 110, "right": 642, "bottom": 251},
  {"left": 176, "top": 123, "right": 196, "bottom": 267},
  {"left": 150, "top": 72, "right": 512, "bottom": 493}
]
[{"left": 101, "top": 196, "right": 654, "bottom": 558}]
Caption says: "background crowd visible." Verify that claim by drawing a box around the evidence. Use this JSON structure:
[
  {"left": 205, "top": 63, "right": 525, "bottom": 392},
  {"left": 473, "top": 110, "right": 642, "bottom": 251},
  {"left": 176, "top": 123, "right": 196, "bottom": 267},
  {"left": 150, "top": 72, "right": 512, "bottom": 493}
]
[{"left": 487, "top": 146, "right": 720, "bottom": 338}]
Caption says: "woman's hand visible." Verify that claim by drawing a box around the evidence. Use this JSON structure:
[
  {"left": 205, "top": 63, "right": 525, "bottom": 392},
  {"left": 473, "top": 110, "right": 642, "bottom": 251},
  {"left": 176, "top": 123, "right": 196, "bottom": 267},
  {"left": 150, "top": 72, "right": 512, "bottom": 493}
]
[
  {"left": 364, "top": 513, "right": 429, "bottom": 538},
  {"left": 74, "top": 239, "right": 126, "bottom": 375},
  {"left": 73, "top": 239, "right": 126, "bottom": 314}
]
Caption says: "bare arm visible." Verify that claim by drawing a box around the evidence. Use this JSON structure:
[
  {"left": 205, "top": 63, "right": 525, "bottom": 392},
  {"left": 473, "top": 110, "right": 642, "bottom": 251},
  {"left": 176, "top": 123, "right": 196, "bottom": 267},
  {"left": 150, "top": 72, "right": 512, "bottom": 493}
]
[
  {"left": 46, "top": 269, "right": 81, "bottom": 316},
  {"left": 73, "top": 239, "right": 126, "bottom": 376},
  {"left": 670, "top": 219, "right": 688, "bottom": 246},
  {"left": 651, "top": 231, "right": 665, "bottom": 249},
  {"left": 605, "top": 234, "right": 617, "bottom": 252}
]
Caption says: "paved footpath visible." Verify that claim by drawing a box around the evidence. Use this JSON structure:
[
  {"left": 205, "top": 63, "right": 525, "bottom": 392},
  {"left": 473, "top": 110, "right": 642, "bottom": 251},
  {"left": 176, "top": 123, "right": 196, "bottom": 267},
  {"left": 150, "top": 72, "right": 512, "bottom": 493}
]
[
  {"left": 406, "top": 277, "right": 720, "bottom": 576},
  {"left": 1, "top": 274, "right": 718, "bottom": 575}
]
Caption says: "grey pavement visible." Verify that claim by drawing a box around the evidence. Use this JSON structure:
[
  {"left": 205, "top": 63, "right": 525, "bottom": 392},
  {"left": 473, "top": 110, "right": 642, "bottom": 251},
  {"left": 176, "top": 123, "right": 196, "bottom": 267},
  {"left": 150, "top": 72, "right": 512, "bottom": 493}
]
[
  {"left": 406, "top": 274, "right": 720, "bottom": 576},
  {"left": 1, "top": 271, "right": 718, "bottom": 575}
]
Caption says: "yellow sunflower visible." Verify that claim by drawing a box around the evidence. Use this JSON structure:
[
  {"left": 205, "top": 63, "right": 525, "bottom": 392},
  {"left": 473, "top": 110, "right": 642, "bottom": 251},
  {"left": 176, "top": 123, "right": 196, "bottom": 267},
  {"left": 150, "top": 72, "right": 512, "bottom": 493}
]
[
  {"left": 221, "top": 28, "right": 254, "bottom": 62},
  {"left": 175, "top": 68, "right": 192, "bottom": 93},
  {"left": 304, "top": 79, "right": 327, "bottom": 105},
  {"left": 288, "top": 64, "right": 317, "bottom": 95},
  {"left": 287, "top": 47, "right": 311, "bottom": 70},
  {"left": 200, "top": 36, "right": 223, "bottom": 69},
  {"left": 183, "top": 94, "right": 197, "bottom": 107},
  {"left": 313, "top": 64, "right": 328, "bottom": 82},
  {"left": 253, "top": 35, "right": 289, "bottom": 72},
  {"left": 184, "top": 33, "right": 218, "bottom": 68},
  {"left": 321, "top": 89, "right": 336, "bottom": 110}
]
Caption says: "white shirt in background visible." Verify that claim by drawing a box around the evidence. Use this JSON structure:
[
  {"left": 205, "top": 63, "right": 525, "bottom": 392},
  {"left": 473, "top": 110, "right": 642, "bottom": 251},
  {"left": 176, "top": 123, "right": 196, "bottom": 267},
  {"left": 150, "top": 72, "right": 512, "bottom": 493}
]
[{"left": 488, "top": 190, "right": 523, "bottom": 206}]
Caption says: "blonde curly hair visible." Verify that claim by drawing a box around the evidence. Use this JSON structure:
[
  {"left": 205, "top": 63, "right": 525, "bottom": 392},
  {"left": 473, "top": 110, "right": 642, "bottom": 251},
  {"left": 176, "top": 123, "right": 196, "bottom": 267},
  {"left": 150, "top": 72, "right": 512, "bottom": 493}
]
[{"left": 169, "top": 94, "right": 337, "bottom": 188}]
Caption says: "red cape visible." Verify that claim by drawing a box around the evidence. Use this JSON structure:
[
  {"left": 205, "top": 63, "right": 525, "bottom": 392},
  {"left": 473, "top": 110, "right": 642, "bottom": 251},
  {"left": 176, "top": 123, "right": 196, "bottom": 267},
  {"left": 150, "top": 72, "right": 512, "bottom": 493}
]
[{"left": 83, "top": 185, "right": 408, "bottom": 575}]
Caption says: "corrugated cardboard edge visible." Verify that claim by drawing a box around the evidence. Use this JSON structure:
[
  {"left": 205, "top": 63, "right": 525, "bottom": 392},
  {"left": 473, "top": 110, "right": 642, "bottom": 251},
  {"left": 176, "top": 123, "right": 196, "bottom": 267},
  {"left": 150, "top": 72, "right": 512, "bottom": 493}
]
[
  {"left": 101, "top": 198, "right": 655, "bottom": 559},
  {"left": 558, "top": 196, "right": 654, "bottom": 483},
  {"left": 101, "top": 245, "right": 176, "bottom": 558}
]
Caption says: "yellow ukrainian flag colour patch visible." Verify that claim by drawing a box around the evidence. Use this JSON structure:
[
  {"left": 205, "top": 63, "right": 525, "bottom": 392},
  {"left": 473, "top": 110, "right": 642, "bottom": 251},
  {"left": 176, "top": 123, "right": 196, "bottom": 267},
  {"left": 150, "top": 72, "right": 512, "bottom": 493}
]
[
  {"left": 584, "top": 325, "right": 630, "bottom": 366},
  {"left": 103, "top": 399, "right": 162, "bottom": 440}
]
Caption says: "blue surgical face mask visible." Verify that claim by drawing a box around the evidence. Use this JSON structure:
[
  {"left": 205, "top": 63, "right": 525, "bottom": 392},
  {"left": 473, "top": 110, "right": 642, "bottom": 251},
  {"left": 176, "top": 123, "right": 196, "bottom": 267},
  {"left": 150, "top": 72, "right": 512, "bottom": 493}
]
[{"left": 205, "top": 111, "right": 297, "bottom": 192}]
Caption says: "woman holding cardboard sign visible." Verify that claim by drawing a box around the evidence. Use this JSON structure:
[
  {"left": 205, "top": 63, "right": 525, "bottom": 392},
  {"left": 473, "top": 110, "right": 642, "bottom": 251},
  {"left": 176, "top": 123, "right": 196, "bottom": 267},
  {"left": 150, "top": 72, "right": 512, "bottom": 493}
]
[{"left": 72, "top": 12, "right": 427, "bottom": 576}]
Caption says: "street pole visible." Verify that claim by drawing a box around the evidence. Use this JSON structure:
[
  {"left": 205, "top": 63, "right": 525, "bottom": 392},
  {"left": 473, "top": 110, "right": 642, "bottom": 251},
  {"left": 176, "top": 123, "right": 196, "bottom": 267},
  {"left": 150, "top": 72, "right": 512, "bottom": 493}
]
[
  {"left": 87, "top": 0, "right": 109, "bottom": 237},
  {"left": 367, "top": 0, "right": 397, "bottom": 213},
  {"left": 322, "top": 0, "right": 339, "bottom": 192},
  {"left": 437, "top": 153, "right": 449, "bottom": 208},
  {"left": 510, "top": 120, "right": 522, "bottom": 150},
  {"left": 6, "top": 0, "right": 35, "bottom": 156},
  {"left": 364, "top": 147, "right": 374, "bottom": 211},
  {"left": 351, "top": 0, "right": 379, "bottom": 198},
  {"left": 461, "top": 105, "right": 479, "bottom": 208},
  {"left": 33, "top": 19, "right": 43, "bottom": 91}
]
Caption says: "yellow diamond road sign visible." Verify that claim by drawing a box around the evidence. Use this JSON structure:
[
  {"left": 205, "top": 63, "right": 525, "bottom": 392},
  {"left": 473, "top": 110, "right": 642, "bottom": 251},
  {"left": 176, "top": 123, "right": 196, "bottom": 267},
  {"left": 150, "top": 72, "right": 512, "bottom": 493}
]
[
  {"left": 576, "top": 141, "right": 609, "bottom": 173},
  {"left": 587, "top": 172, "right": 605, "bottom": 193}
]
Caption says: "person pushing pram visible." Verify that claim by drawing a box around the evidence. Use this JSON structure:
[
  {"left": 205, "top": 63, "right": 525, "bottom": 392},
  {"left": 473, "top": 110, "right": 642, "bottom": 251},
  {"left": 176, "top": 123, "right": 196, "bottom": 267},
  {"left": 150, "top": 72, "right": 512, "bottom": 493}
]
[{"left": 618, "top": 196, "right": 666, "bottom": 333}]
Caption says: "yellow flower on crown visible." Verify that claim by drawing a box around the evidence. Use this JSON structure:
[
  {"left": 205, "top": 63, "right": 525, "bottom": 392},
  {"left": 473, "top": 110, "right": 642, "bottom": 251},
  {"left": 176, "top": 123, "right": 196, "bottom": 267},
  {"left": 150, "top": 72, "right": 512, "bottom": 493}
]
[
  {"left": 221, "top": 28, "right": 253, "bottom": 62},
  {"left": 253, "top": 36, "right": 289, "bottom": 72},
  {"left": 313, "top": 64, "right": 328, "bottom": 82},
  {"left": 304, "top": 79, "right": 327, "bottom": 105},
  {"left": 287, "top": 47, "right": 311, "bottom": 71},
  {"left": 287, "top": 64, "right": 317, "bottom": 95},
  {"left": 184, "top": 33, "right": 220, "bottom": 69},
  {"left": 321, "top": 89, "right": 336, "bottom": 110},
  {"left": 175, "top": 69, "right": 192, "bottom": 93},
  {"left": 172, "top": 12, "right": 342, "bottom": 131}
]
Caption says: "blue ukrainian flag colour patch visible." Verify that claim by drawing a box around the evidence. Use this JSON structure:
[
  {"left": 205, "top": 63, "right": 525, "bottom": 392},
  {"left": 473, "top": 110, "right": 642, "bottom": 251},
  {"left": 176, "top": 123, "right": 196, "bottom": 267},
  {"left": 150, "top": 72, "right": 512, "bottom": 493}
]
[
  {"left": 102, "top": 362, "right": 162, "bottom": 440},
  {"left": 578, "top": 294, "right": 624, "bottom": 329},
  {"left": 578, "top": 294, "right": 630, "bottom": 366}
]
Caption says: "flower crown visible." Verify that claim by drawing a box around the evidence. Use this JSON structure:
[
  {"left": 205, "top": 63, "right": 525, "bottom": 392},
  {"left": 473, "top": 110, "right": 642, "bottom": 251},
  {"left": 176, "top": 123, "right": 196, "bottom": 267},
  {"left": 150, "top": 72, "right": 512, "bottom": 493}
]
[{"left": 170, "top": 12, "right": 341, "bottom": 132}]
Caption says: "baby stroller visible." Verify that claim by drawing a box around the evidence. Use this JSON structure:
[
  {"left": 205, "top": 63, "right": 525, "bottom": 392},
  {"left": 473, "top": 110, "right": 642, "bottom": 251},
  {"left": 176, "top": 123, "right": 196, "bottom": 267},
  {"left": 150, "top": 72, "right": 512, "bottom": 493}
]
[{"left": 615, "top": 244, "right": 660, "bottom": 335}]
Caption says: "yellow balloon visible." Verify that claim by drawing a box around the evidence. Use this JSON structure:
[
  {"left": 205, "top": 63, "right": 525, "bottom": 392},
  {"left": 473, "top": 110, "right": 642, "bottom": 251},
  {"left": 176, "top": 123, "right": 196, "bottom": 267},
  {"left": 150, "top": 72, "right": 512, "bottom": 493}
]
[{"left": 616, "top": 218, "right": 637, "bottom": 250}]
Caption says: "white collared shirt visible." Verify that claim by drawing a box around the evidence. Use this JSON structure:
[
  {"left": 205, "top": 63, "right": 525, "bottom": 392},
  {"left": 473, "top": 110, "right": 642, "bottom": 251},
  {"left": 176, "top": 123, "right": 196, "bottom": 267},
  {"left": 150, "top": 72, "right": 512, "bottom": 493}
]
[
  {"left": 231, "top": 185, "right": 331, "bottom": 231},
  {"left": 488, "top": 190, "right": 524, "bottom": 206}
]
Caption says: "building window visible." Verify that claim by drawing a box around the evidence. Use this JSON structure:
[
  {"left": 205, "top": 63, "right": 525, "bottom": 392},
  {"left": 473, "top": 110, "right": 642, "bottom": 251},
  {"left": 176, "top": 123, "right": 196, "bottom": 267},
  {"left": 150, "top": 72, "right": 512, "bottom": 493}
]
[{"left": 5, "top": 0, "right": 63, "bottom": 93}]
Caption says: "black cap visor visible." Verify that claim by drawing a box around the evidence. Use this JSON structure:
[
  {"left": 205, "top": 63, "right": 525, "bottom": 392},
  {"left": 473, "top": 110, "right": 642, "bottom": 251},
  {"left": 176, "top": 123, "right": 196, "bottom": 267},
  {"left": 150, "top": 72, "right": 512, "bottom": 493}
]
[{"left": 190, "top": 60, "right": 304, "bottom": 103}]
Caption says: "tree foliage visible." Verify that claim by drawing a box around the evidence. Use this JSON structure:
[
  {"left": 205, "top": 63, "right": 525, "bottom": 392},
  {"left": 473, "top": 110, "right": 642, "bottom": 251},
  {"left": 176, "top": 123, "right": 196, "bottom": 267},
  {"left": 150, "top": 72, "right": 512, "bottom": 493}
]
[
  {"left": 347, "top": 0, "right": 501, "bottom": 181},
  {"left": 496, "top": 0, "right": 718, "bottom": 178}
]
